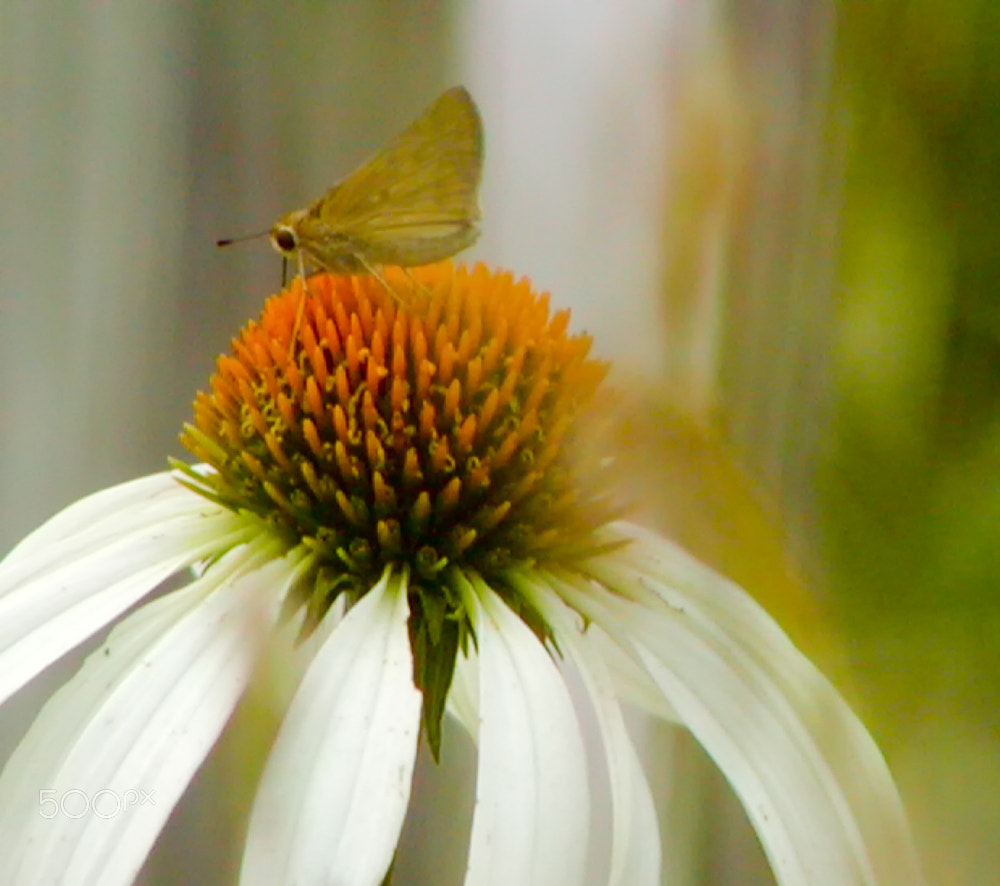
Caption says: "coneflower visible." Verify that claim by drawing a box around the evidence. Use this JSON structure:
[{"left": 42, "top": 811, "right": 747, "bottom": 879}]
[{"left": 0, "top": 263, "right": 922, "bottom": 885}]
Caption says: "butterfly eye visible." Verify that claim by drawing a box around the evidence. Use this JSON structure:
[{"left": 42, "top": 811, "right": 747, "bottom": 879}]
[{"left": 271, "top": 227, "right": 298, "bottom": 254}]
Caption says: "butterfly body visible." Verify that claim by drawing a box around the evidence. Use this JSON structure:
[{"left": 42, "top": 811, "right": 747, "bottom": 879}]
[{"left": 268, "top": 86, "right": 484, "bottom": 276}]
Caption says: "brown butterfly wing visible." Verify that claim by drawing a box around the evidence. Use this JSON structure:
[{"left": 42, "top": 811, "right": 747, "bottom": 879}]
[{"left": 308, "top": 86, "right": 484, "bottom": 268}]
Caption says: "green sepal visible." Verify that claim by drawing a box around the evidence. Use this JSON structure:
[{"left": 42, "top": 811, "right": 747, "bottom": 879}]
[{"left": 408, "top": 588, "right": 461, "bottom": 762}]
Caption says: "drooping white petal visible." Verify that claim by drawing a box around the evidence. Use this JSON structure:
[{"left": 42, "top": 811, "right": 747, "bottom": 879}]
[
  {"left": 241, "top": 568, "right": 422, "bottom": 886},
  {"left": 0, "top": 480, "right": 250, "bottom": 707},
  {"left": 571, "top": 641, "right": 660, "bottom": 886},
  {"left": 582, "top": 616, "right": 679, "bottom": 723},
  {"left": 445, "top": 638, "right": 480, "bottom": 743},
  {"left": 560, "top": 523, "right": 924, "bottom": 886},
  {"left": 3, "top": 471, "right": 198, "bottom": 564},
  {"left": 462, "top": 573, "right": 590, "bottom": 886},
  {"left": 0, "top": 538, "right": 296, "bottom": 886},
  {"left": 510, "top": 572, "right": 661, "bottom": 886}
]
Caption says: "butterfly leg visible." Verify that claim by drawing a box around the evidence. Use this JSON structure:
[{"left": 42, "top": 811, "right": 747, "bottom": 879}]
[
  {"left": 288, "top": 251, "right": 309, "bottom": 359},
  {"left": 354, "top": 255, "right": 415, "bottom": 310},
  {"left": 402, "top": 268, "right": 437, "bottom": 305}
]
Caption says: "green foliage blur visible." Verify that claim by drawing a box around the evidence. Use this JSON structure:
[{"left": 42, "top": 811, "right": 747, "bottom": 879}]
[
  {"left": 658, "top": 6, "right": 999, "bottom": 881},
  {"left": 824, "top": 3, "right": 1000, "bottom": 881}
]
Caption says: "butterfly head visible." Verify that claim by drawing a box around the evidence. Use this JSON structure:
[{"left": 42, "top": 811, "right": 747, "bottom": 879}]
[{"left": 269, "top": 209, "right": 308, "bottom": 258}]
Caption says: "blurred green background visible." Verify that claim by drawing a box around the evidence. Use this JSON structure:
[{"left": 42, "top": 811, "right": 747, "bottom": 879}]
[
  {"left": 654, "top": 3, "right": 1000, "bottom": 883},
  {"left": 1, "top": 1, "right": 996, "bottom": 883},
  {"left": 825, "top": 2, "right": 1000, "bottom": 881}
]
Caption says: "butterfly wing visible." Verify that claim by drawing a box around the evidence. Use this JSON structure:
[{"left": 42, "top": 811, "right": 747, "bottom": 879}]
[{"left": 309, "top": 86, "right": 484, "bottom": 267}]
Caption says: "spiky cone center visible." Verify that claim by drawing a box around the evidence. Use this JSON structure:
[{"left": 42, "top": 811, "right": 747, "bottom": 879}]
[{"left": 178, "top": 262, "right": 613, "bottom": 749}]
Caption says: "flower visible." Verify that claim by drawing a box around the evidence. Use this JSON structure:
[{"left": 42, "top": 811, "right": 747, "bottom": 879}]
[{"left": 0, "top": 263, "right": 922, "bottom": 885}]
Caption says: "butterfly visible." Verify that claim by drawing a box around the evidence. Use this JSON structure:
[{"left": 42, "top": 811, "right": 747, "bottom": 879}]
[{"left": 219, "top": 87, "right": 484, "bottom": 350}]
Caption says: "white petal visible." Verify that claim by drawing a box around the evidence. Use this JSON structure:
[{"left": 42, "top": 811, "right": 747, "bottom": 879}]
[
  {"left": 569, "top": 525, "right": 924, "bottom": 886},
  {"left": 507, "top": 570, "right": 661, "bottom": 886},
  {"left": 463, "top": 574, "right": 590, "bottom": 886},
  {"left": 0, "top": 539, "right": 296, "bottom": 886},
  {"left": 0, "top": 483, "right": 247, "bottom": 707},
  {"left": 4, "top": 470, "right": 210, "bottom": 564},
  {"left": 445, "top": 639, "right": 480, "bottom": 743},
  {"left": 241, "top": 568, "right": 422, "bottom": 886},
  {"left": 583, "top": 615, "right": 679, "bottom": 723},
  {"left": 575, "top": 652, "right": 661, "bottom": 886}
]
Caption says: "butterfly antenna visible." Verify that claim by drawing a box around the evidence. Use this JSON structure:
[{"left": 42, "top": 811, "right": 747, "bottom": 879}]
[{"left": 216, "top": 229, "right": 269, "bottom": 248}]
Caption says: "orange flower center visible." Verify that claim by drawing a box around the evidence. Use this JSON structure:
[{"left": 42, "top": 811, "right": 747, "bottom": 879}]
[{"left": 180, "top": 262, "right": 611, "bottom": 594}]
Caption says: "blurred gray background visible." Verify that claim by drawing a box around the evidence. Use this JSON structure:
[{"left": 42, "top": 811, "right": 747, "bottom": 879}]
[{"left": 3, "top": 1, "right": 998, "bottom": 884}]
